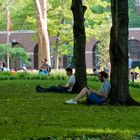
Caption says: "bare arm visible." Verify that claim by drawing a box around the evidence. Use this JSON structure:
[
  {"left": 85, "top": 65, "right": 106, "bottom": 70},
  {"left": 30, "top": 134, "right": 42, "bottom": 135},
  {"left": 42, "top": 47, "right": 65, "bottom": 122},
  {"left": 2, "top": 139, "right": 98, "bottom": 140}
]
[
  {"left": 59, "top": 82, "right": 73, "bottom": 89},
  {"left": 90, "top": 89, "right": 107, "bottom": 98}
]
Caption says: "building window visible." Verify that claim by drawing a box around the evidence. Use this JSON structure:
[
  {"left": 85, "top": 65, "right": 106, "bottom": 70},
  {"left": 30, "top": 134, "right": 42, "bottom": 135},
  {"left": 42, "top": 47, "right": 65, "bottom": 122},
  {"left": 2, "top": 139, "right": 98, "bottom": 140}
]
[{"left": 136, "top": 0, "right": 140, "bottom": 6}]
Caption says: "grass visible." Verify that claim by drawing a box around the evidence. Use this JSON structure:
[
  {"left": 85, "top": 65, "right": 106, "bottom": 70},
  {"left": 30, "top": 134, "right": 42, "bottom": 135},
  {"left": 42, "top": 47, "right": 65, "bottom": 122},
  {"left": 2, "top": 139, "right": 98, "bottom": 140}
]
[{"left": 0, "top": 79, "right": 140, "bottom": 140}]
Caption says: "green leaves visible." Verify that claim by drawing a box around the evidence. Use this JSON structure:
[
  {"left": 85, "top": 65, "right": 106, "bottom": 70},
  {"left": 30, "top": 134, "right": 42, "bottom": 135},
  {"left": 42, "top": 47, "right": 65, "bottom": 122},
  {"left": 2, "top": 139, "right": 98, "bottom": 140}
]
[
  {"left": 0, "top": 0, "right": 36, "bottom": 31},
  {"left": 0, "top": 0, "right": 111, "bottom": 63},
  {"left": 129, "top": 0, "right": 140, "bottom": 27},
  {"left": 10, "top": 47, "right": 29, "bottom": 64},
  {"left": 0, "top": 44, "right": 12, "bottom": 56},
  {"left": 0, "top": 43, "right": 29, "bottom": 64}
]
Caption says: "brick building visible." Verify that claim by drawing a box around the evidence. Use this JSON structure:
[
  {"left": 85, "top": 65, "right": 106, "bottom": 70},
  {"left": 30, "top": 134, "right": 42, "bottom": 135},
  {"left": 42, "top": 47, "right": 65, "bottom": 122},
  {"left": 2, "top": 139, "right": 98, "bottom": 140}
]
[{"left": 0, "top": 28, "right": 140, "bottom": 70}]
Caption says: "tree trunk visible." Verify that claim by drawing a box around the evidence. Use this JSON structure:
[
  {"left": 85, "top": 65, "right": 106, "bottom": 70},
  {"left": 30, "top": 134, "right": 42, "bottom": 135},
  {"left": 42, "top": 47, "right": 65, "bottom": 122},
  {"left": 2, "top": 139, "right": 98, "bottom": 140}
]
[
  {"left": 109, "top": 0, "right": 139, "bottom": 105},
  {"left": 71, "top": 0, "right": 87, "bottom": 89},
  {"left": 53, "top": 0, "right": 64, "bottom": 70},
  {"left": 34, "top": 0, "right": 51, "bottom": 68},
  {"left": 53, "top": 32, "right": 60, "bottom": 70},
  {"left": 53, "top": 18, "right": 65, "bottom": 70}
]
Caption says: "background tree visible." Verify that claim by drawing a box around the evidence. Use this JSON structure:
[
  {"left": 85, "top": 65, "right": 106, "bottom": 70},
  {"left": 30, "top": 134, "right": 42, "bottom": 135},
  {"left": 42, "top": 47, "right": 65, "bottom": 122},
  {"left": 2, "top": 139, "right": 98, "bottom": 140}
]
[
  {"left": 47, "top": 0, "right": 73, "bottom": 69},
  {"left": 4, "top": 0, "right": 139, "bottom": 76},
  {"left": 71, "top": 0, "right": 87, "bottom": 89},
  {"left": 48, "top": 0, "right": 110, "bottom": 69},
  {"left": 34, "top": 0, "right": 51, "bottom": 67},
  {"left": 0, "top": 0, "right": 36, "bottom": 30},
  {"left": 0, "top": 44, "right": 12, "bottom": 62},
  {"left": 129, "top": 0, "right": 140, "bottom": 27},
  {"left": 0, "top": 0, "right": 111, "bottom": 70},
  {"left": 0, "top": 44, "right": 29, "bottom": 70},
  {"left": 10, "top": 46, "right": 29, "bottom": 70},
  {"left": 109, "top": 0, "right": 139, "bottom": 105},
  {"left": 87, "top": 0, "right": 111, "bottom": 68}
]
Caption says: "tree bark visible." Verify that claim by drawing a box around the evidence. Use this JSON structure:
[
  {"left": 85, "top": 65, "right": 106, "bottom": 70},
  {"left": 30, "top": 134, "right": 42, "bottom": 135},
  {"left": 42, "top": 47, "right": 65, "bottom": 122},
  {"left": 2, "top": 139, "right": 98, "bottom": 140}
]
[
  {"left": 109, "top": 0, "right": 139, "bottom": 105},
  {"left": 53, "top": 18, "right": 64, "bottom": 70},
  {"left": 54, "top": 32, "right": 60, "bottom": 70},
  {"left": 53, "top": 0, "right": 64, "bottom": 70},
  {"left": 71, "top": 0, "right": 87, "bottom": 89},
  {"left": 34, "top": 0, "right": 51, "bottom": 68}
]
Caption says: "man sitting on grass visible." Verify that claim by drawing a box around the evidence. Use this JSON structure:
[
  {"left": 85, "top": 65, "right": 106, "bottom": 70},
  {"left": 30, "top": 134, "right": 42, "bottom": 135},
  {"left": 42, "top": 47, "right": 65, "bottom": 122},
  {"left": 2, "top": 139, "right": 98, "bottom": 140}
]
[
  {"left": 65, "top": 71, "right": 111, "bottom": 105},
  {"left": 36, "top": 67, "right": 76, "bottom": 93}
]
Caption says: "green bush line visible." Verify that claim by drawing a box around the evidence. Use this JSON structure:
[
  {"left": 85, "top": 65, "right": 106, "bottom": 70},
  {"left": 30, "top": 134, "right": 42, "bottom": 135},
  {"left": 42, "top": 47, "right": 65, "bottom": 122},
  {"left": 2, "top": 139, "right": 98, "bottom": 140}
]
[
  {"left": 0, "top": 72, "right": 140, "bottom": 88},
  {"left": 0, "top": 72, "right": 67, "bottom": 80}
]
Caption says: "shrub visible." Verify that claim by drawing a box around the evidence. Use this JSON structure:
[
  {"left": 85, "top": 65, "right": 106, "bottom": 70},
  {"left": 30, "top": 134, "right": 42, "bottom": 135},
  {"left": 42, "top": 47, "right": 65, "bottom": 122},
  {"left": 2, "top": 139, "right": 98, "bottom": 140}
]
[
  {"left": 0, "top": 71, "right": 140, "bottom": 88},
  {"left": 0, "top": 71, "right": 67, "bottom": 81}
]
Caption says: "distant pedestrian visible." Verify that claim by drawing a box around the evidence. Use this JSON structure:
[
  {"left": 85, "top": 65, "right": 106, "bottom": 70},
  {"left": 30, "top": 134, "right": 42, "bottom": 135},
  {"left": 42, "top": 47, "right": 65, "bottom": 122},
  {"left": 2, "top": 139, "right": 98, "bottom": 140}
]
[
  {"left": 128, "top": 56, "right": 132, "bottom": 70},
  {"left": 38, "top": 58, "right": 51, "bottom": 75},
  {"left": 1, "top": 62, "right": 9, "bottom": 72},
  {"left": 128, "top": 54, "right": 133, "bottom": 80},
  {"left": 44, "top": 58, "right": 51, "bottom": 74}
]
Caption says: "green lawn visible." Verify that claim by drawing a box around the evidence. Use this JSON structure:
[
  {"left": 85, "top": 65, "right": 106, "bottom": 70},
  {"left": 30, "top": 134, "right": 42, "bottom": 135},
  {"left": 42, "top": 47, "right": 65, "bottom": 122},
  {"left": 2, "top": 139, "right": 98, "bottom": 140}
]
[{"left": 0, "top": 79, "right": 140, "bottom": 140}]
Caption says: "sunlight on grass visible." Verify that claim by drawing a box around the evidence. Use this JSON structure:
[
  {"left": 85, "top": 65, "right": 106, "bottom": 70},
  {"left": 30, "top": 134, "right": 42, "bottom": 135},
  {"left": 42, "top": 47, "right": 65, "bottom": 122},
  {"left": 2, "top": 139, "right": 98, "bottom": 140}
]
[
  {"left": 72, "top": 128, "right": 134, "bottom": 139},
  {"left": 0, "top": 79, "right": 140, "bottom": 140}
]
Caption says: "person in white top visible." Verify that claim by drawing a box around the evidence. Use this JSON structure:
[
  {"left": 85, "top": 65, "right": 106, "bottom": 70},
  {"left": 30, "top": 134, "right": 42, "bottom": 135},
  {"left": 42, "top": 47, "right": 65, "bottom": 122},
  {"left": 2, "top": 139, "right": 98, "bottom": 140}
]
[
  {"left": 36, "top": 67, "right": 76, "bottom": 93},
  {"left": 1, "top": 62, "right": 10, "bottom": 72}
]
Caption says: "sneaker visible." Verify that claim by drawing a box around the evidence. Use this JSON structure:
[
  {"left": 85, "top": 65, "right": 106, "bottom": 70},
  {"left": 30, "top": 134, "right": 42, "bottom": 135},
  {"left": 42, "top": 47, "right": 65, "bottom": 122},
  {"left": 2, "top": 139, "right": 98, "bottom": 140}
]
[
  {"left": 36, "top": 85, "right": 45, "bottom": 93},
  {"left": 36, "top": 85, "right": 42, "bottom": 89},
  {"left": 65, "top": 99, "right": 77, "bottom": 104}
]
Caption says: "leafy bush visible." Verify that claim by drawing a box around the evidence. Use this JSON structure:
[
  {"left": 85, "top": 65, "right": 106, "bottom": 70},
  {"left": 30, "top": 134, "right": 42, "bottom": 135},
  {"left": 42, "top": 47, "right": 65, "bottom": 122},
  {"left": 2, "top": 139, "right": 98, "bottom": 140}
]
[
  {"left": 129, "top": 81, "right": 140, "bottom": 88},
  {"left": 0, "top": 71, "right": 140, "bottom": 88},
  {"left": 134, "top": 67, "right": 140, "bottom": 73},
  {"left": 0, "top": 71, "right": 67, "bottom": 81},
  {"left": 87, "top": 75, "right": 99, "bottom": 81}
]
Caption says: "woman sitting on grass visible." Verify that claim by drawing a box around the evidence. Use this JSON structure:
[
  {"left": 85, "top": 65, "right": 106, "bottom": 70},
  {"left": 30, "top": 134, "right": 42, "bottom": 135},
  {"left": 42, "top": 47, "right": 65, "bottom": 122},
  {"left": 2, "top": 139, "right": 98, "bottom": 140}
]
[{"left": 65, "top": 71, "right": 111, "bottom": 105}]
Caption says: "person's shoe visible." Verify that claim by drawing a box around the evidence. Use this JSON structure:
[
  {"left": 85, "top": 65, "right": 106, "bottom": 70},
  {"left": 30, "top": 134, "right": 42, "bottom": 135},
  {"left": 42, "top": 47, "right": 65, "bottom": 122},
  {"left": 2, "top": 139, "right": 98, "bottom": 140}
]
[
  {"left": 36, "top": 85, "right": 45, "bottom": 93},
  {"left": 36, "top": 85, "right": 43, "bottom": 89},
  {"left": 65, "top": 99, "right": 77, "bottom": 104}
]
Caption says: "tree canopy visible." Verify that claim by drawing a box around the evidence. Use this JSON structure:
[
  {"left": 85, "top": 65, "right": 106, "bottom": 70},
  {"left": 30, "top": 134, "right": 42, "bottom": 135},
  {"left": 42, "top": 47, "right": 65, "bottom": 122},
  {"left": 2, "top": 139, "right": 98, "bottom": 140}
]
[{"left": 0, "top": 0, "right": 140, "bottom": 69}]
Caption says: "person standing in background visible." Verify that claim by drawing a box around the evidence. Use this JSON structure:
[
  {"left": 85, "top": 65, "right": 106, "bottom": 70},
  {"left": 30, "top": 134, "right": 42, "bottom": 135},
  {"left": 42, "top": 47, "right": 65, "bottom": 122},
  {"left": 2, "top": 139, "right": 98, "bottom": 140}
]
[{"left": 128, "top": 54, "right": 133, "bottom": 80}]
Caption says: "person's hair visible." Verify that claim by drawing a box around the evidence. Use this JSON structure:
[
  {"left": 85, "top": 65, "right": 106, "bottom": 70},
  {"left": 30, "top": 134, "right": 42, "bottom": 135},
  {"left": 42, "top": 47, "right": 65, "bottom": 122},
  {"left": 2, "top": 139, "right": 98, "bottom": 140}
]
[
  {"left": 100, "top": 71, "right": 108, "bottom": 78},
  {"left": 2, "top": 62, "right": 6, "bottom": 67},
  {"left": 93, "top": 68, "right": 96, "bottom": 72},
  {"left": 65, "top": 67, "right": 73, "bottom": 74},
  {"left": 44, "top": 58, "right": 47, "bottom": 62}
]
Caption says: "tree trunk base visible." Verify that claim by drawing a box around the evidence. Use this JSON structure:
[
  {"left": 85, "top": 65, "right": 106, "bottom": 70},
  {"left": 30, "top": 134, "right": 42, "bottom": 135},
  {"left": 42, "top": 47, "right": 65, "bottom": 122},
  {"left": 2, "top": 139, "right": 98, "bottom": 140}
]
[{"left": 104, "top": 97, "right": 140, "bottom": 106}]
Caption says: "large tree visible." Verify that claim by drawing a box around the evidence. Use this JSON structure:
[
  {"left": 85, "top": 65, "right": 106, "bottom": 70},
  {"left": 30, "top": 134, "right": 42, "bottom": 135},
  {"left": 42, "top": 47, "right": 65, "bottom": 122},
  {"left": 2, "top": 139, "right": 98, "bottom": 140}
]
[
  {"left": 34, "top": 0, "right": 51, "bottom": 67},
  {"left": 48, "top": 0, "right": 110, "bottom": 69},
  {"left": 0, "top": 0, "right": 36, "bottom": 30},
  {"left": 71, "top": 0, "right": 87, "bottom": 89},
  {"left": 0, "top": 0, "right": 111, "bottom": 70},
  {"left": 109, "top": 0, "right": 139, "bottom": 105}
]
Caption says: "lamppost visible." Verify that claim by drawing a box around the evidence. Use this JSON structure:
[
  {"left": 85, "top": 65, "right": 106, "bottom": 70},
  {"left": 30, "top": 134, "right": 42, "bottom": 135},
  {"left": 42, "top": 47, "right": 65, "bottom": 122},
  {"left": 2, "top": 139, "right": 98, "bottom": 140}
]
[{"left": 6, "top": 6, "right": 10, "bottom": 69}]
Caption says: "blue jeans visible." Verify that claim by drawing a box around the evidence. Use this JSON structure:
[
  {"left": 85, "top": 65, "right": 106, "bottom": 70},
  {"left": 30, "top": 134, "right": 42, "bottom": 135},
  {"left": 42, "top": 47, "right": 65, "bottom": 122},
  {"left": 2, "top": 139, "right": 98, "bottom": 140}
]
[{"left": 42, "top": 86, "right": 68, "bottom": 93}]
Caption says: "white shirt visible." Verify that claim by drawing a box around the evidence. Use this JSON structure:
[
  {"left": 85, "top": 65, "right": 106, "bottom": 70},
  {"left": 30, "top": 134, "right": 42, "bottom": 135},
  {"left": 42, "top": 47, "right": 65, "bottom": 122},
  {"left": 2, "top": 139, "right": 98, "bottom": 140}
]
[{"left": 67, "top": 75, "right": 76, "bottom": 92}]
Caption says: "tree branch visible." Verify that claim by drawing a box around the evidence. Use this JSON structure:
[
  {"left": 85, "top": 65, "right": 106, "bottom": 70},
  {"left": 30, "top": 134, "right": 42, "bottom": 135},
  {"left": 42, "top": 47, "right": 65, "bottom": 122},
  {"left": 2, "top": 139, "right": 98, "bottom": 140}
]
[{"left": 58, "top": 39, "right": 73, "bottom": 46}]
